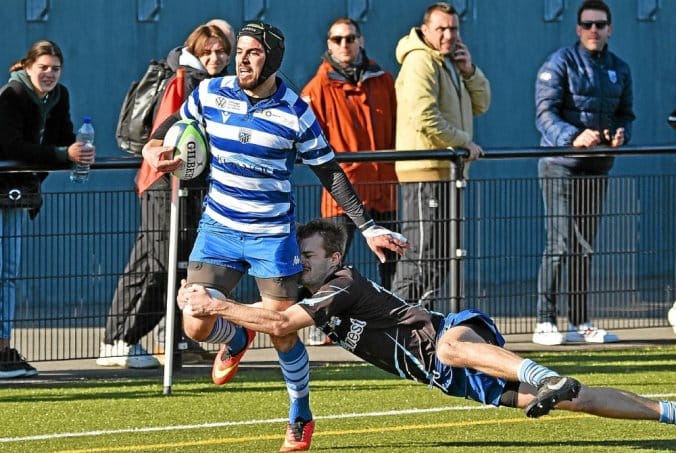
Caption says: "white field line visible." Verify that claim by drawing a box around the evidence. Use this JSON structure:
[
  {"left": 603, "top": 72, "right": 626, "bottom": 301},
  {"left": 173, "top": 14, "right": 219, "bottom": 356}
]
[
  {"left": 2, "top": 393, "right": 675, "bottom": 444},
  {"left": 0, "top": 405, "right": 492, "bottom": 443}
]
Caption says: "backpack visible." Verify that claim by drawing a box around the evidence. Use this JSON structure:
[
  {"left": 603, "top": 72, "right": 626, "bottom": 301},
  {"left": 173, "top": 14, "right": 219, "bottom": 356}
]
[{"left": 115, "top": 59, "right": 174, "bottom": 155}]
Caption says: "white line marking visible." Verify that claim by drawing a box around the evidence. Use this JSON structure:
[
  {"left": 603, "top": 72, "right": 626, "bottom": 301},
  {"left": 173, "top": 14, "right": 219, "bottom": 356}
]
[
  {"left": 0, "top": 405, "right": 489, "bottom": 443},
  {"left": 1, "top": 393, "right": 674, "bottom": 444}
]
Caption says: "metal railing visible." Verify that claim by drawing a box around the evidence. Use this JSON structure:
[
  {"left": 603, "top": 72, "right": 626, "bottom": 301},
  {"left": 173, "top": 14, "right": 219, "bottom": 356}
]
[{"left": 1, "top": 144, "right": 674, "bottom": 369}]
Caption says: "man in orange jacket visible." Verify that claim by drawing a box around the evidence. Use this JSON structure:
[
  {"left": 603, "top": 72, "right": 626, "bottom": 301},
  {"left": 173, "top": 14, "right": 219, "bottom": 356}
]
[{"left": 301, "top": 17, "right": 398, "bottom": 291}]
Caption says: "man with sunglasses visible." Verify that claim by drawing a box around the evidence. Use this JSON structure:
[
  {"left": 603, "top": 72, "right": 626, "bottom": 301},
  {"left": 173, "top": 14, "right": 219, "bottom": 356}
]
[
  {"left": 533, "top": 0, "right": 635, "bottom": 346},
  {"left": 391, "top": 2, "right": 490, "bottom": 309},
  {"left": 301, "top": 18, "right": 398, "bottom": 346}
]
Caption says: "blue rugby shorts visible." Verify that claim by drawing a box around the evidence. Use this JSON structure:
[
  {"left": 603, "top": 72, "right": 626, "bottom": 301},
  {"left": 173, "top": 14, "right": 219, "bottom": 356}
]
[
  {"left": 433, "top": 309, "right": 508, "bottom": 406},
  {"left": 189, "top": 214, "right": 302, "bottom": 278}
]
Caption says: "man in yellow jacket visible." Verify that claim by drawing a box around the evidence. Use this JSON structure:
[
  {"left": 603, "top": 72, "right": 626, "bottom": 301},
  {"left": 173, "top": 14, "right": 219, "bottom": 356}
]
[{"left": 392, "top": 2, "right": 490, "bottom": 307}]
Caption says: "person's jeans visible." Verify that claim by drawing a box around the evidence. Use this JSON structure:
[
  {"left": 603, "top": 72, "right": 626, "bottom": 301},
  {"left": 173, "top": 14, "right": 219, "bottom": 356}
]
[
  {"left": 537, "top": 160, "right": 608, "bottom": 326},
  {"left": 0, "top": 208, "right": 25, "bottom": 341}
]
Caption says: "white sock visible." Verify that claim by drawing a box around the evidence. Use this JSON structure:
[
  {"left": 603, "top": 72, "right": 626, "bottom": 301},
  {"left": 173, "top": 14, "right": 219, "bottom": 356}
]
[
  {"left": 658, "top": 400, "right": 675, "bottom": 424},
  {"left": 517, "top": 358, "right": 559, "bottom": 387}
]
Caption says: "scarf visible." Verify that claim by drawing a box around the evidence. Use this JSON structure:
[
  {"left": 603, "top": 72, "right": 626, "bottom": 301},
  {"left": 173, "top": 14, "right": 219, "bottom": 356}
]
[{"left": 324, "top": 48, "right": 369, "bottom": 85}]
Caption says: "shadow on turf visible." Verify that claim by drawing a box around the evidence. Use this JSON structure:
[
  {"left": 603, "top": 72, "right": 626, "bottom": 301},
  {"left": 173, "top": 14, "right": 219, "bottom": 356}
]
[{"left": 331, "top": 439, "right": 676, "bottom": 450}]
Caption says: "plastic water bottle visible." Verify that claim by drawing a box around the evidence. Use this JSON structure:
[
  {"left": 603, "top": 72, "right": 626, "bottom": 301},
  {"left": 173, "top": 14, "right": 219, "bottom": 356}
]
[{"left": 70, "top": 116, "right": 94, "bottom": 183}]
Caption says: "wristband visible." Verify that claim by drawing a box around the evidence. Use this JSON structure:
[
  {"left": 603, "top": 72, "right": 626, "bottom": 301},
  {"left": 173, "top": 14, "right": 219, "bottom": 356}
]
[{"left": 361, "top": 224, "right": 408, "bottom": 243}]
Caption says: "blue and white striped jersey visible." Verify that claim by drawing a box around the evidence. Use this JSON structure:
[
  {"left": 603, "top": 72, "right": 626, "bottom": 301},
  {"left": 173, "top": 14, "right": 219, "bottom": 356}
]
[{"left": 179, "top": 76, "right": 335, "bottom": 235}]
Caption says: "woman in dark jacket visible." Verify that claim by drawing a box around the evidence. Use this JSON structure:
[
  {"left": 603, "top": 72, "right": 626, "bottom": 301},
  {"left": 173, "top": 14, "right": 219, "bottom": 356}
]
[{"left": 0, "top": 40, "right": 95, "bottom": 378}]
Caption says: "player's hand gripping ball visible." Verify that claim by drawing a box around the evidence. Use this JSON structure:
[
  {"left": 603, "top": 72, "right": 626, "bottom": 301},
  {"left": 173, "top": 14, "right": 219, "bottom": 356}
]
[{"left": 162, "top": 119, "right": 208, "bottom": 180}]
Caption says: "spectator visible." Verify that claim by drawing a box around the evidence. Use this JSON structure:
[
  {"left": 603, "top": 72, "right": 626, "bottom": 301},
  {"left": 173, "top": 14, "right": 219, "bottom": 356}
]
[
  {"left": 0, "top": 40, "right": 95, "bottom": 378},
  {"left": 96, "top": 23, "right": 232, "bottom": 369},
  {"left": 533, "top": 0, "right": 634, "bottom": 345},
  {"left": 390, "top": 2, "right": 490, "bottom": 308},
  {"left": 206, "top": 18, "right": 236, "bottom": 60},
  {"left": 178, "top": 218, "right": 676, "bottom": 427},
  {"left": 143, "top": 20, "right": 408, "bottom": 451},
  {"left": 301, "top": 17, "right": 397, "bottom": 345}
]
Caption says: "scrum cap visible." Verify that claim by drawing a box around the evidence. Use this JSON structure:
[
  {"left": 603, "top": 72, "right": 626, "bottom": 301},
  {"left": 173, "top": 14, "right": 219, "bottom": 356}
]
[{"left": 238, "top": 21, "right": 285, "bottom": 82}]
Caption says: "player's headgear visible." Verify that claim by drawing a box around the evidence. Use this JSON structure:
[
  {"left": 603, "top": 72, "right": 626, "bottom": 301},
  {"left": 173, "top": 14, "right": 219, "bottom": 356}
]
[{"left": 238, "top": 21, "right": 285, "bottom": 82}]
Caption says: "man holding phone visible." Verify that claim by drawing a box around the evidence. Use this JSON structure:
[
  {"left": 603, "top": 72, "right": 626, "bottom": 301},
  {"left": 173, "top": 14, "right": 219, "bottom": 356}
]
[
  {"left": 533, "top": 0, "right": 634, "bottom": 345},
  {"left": 391, "top": 2, "right": 490, "bottom": 308}
]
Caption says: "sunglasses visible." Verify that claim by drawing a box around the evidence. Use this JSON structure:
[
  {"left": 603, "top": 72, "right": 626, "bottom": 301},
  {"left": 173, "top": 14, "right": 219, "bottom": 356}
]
[
  {"left": 579, "top": 20, "right": 609, "bottom": 30},
  {"left": 329, "top": 34, "right": 359, "bottom": 45}
]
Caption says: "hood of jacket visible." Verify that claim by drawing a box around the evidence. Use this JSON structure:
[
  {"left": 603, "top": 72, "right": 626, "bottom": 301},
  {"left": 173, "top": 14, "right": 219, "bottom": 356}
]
[
  {"left": 9, "top": 70, "right": 62, "bottom": 123},
  {"left": 395, "top": 27, "right": 444, "bottom": 65},
  {"left": 166, "top": 46, "right": 230, "bottom": 78}
]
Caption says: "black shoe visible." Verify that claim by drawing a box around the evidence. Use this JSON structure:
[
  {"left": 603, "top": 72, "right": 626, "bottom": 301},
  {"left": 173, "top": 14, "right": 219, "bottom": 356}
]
[
  {"left": 525, "top": 376, "right": 581, "bottom": 418},
  {"left": 0, "top": 348, "right": 37, "bottom": 379}
]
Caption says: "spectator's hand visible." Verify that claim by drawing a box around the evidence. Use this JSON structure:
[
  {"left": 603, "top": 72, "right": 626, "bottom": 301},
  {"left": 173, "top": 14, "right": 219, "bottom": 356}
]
[
  {"left": 453, "top": 40, "right": 474, "bottom": 77},
  {"left": 465, "top": 141, "right": 484, "bottom": 161},
  {"left": 605, "top": 128, "right": 625, "bottom": 147},
  {"left": 142, "top": 138, "right": 182, "bottom": 172},
  {"left": 572, "top": 129, "right": 602, "bottom": 148},
  {"left": 67, "top": 142, "right": 96, "bottom": 165},
  {"left": 362, "top": 225, "right": 411, "bottom": 263}
]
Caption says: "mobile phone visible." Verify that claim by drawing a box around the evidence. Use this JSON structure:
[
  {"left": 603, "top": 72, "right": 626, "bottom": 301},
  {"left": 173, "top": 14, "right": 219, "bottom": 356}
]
[{"left": 453, "top": 35, "right": 462, "bottom": 60}]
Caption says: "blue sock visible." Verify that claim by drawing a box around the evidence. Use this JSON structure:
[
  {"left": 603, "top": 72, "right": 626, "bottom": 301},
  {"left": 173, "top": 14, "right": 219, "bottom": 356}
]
[
  {"left": 659, "top": 401, "right": 675, "bottom": 424},
  {"left": 225, "top": 326, "right": 248, "bottom": 355},
  {"left": 277, "top": 339, "right": 312, "bottom": 423},
  {"left": 205, "top": 318, "right": 245, "bottom": 354},
  {"left": 517, "top": 358, "right": 559, "bottom": 387}
]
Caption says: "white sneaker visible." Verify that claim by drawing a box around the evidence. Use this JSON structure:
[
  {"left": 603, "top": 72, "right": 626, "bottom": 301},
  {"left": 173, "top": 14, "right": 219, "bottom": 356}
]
[
  {"left": 668, "top": 302, "right": 676, "bottom": 334},
  {"left": 96, "top": 341, "right": 128, "bottom": 367},
  {"left": 126, "top": 343, "right": 161, "bottom": 369},
  {"left": 565, "top": 322, "right": 619, "bottom": 344},
  {"left": 532, "top": 322, "right": 564, "bottom": 345},
  {"left": 96, "top": 341, "right": 160, "bottom": 368}
]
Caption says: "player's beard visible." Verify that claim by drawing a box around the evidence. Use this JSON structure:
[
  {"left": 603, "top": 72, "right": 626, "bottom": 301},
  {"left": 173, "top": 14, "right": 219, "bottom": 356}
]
[{"left": 237, "top": 73, "right": 262, "bottom": 90}]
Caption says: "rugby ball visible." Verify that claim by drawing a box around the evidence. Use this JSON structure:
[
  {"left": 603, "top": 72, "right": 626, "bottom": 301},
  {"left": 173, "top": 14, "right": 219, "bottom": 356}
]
[{"left": 163, "top": 119, "right": 208, "bottom": 180}]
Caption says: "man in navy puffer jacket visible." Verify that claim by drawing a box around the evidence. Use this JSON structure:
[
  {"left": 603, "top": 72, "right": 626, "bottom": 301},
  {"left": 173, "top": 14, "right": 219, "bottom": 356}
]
[{"left": 533, "top": 0, "right": 634, "bottom": 346}]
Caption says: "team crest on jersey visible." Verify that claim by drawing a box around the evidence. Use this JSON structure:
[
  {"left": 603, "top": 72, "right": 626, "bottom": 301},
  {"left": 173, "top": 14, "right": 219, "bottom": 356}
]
[
  {"left": 607, "top": 70, "right": 617, "bottom": 83},
  {"left": 238, "top": 128, "right": 252, "bottom": 144}
]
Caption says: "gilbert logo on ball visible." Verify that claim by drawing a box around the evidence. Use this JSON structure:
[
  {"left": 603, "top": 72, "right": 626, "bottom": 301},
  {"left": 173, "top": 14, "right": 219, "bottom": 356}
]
[{"left": 163, "top": 119, "right": 209, "bottom": 180}]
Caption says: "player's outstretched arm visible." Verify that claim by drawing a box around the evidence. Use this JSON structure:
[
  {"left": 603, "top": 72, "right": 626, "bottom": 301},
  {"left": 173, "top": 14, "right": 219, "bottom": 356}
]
[
  {"left": 177, "top": 280, "right": 314, "bottom": 337},
  {"left": 361, "top": 224, "right": 411, "bottom": 263},
  {"left": 310, "top": 160, "right": 411, "bottom": 262}
]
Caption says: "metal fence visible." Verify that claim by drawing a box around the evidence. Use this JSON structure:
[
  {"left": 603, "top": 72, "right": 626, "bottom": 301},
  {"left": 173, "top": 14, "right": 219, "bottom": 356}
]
[{"left": 2, "top": 145, "right": 675, "bottom": 363}]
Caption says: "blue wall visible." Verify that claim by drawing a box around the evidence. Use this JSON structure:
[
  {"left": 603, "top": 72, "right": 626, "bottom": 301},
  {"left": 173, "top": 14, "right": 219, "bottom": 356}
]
[
  {"left": 1, "top": 0, "right": 672, "bottom": 178},
  {"left": 1, "top": 0, "right": 674, "bottom": 310}
]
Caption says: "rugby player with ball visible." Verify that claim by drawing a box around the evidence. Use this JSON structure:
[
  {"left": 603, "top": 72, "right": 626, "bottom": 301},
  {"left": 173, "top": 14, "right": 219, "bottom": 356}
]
[{"left": 142, "top": 21, "right": 409, "bottom": 452}]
